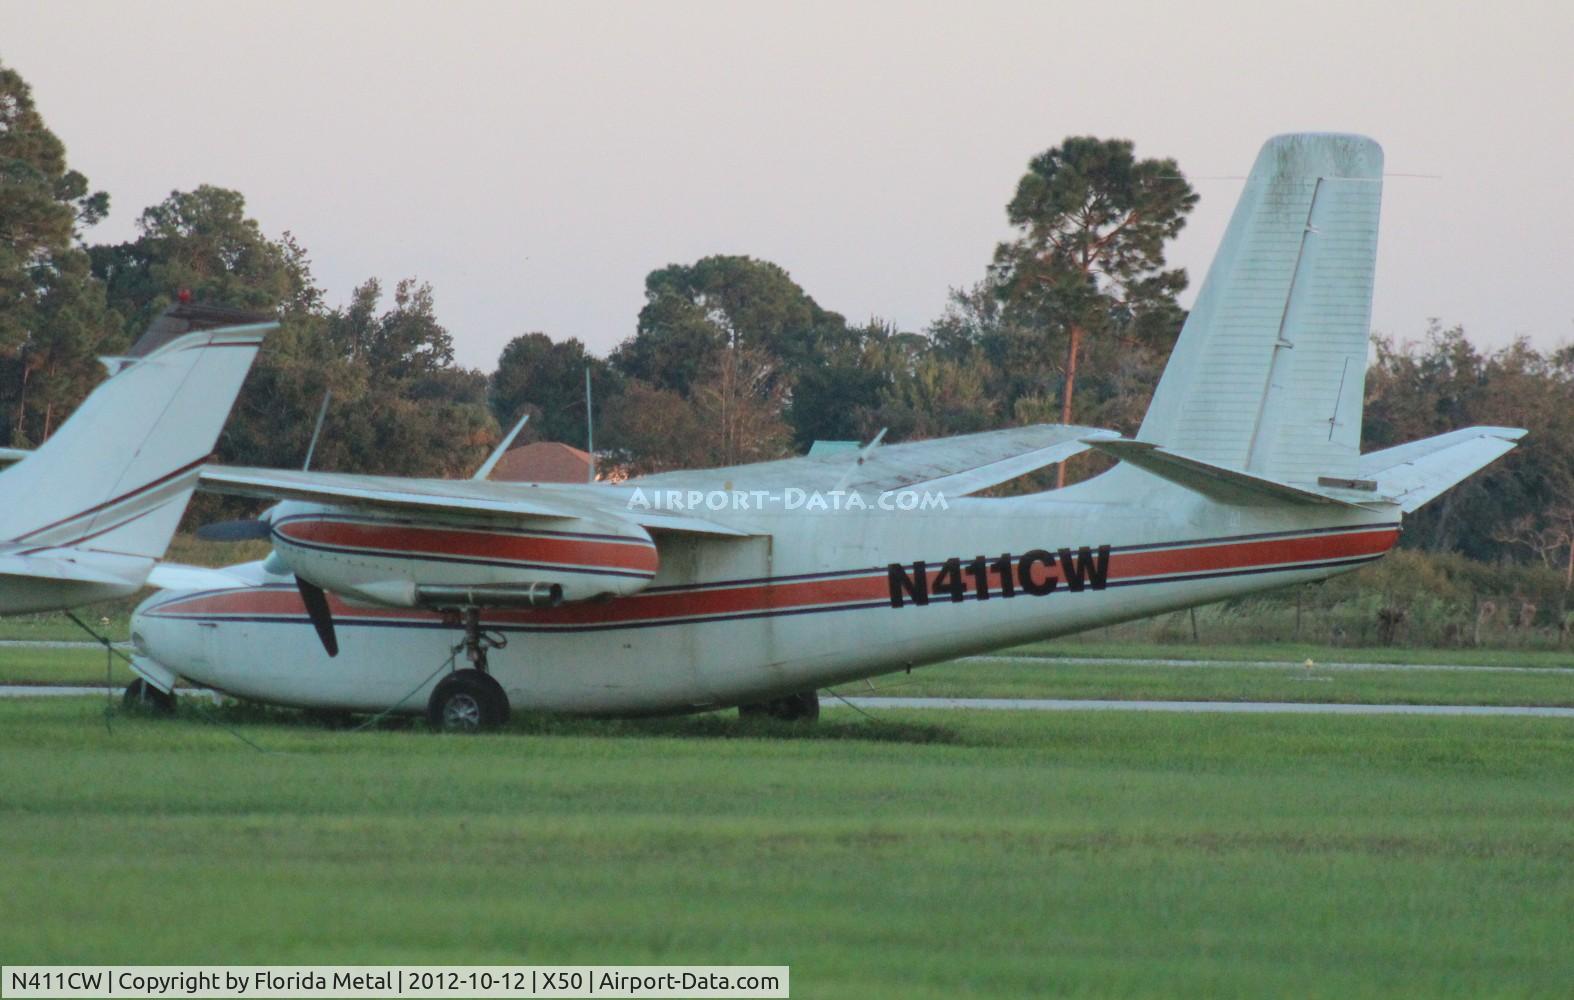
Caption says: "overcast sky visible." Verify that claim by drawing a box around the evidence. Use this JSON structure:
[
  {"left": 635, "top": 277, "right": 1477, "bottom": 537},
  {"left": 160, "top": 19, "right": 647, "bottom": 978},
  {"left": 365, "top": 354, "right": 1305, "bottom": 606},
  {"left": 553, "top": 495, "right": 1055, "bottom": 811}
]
[{"left": 5, "top": 1, "right": 1572, "bottom": 368}]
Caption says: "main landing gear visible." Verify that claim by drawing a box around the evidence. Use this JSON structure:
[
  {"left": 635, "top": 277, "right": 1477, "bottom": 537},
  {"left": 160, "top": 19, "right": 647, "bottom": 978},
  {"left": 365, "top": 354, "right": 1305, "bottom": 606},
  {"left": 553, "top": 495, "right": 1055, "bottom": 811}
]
[
  {"left": 427, "top": 669, "right": 510, "bottom": 732},
  {"left": 739, "top": 690, "right": 821, "bottom": 723},
  {"left": 427, "top": 607, "right": 511, "bottom": 733}
]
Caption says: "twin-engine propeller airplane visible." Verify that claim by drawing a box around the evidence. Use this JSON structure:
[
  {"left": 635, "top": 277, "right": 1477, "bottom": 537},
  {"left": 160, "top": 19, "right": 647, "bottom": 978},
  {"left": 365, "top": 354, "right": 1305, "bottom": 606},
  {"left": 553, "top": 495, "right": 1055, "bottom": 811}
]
[
  {"left": 130, "top": 134, "right": 1523, "bottom": 730},
  {"left": 0, "top": 304, "right": 270, "bottom": 616}
]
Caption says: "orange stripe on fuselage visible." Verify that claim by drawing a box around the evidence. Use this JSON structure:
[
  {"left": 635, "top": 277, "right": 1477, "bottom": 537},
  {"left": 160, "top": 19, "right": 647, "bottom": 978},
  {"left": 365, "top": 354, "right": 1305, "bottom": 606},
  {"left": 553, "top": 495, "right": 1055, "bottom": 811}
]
[
  {"left": 275, "top": 519, "right": 658, "bottom": 574},
  {"left": 1109, "top": 527, "right": 1398, "bottom": 579},
  {"left": 149, "top": 527, "right": 1397, "bottom": 628}
]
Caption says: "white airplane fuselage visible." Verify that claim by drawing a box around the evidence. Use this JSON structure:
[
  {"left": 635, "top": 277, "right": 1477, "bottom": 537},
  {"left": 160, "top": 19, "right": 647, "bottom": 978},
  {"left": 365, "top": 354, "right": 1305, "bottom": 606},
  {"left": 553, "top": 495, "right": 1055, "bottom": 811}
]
[
  {"left": 132, "top": 474, "right": 1399, "bottom": 715},
  {"left": 132, "top": 133, "right": 1520, "bottom": 720}
]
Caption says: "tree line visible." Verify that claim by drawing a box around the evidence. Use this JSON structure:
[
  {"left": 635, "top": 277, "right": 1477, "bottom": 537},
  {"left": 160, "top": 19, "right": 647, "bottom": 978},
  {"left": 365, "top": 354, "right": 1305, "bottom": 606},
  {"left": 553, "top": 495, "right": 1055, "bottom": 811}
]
[{"left": 3, "top": 59, "right": 1570, "bottom": 575}]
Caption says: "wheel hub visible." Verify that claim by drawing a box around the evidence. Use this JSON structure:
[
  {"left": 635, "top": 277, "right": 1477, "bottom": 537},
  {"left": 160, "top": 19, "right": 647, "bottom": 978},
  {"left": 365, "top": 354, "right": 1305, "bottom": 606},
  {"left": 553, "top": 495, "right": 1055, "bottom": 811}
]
[{"left": 442, "top": 693, "right": 483, "bottom": 731}]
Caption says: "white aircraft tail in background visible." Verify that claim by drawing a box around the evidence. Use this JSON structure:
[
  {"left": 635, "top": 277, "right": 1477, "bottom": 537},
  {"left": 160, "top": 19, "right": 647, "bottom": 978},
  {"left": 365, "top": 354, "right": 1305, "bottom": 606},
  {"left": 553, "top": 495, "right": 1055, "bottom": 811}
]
[{"left": 0, "top": 305, "right": 273, "bottom": 613}]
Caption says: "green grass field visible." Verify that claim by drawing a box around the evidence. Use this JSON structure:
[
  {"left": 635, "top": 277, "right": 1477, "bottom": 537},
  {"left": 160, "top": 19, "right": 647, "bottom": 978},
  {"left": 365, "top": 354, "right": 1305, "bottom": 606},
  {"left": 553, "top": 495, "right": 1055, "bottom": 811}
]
[
  {"left": 0, "top": 614, "right": 131, "bottom": 642},
  {"left": 0, "top": 646, "right": 136, "bottom": 686},
  {"left": 5, "top": 641, "right": 1570, "bottom": 706},
  {"left": 861, "top": 655, "right": 1574, "bottom": 706},
  {"left": 0, "top": 699, "right": 1569, "bottom": 998},
  {"left": 2, "top": 587, "right": 1568, "bottom": 995},
  {"left": 1006, "top": 639, "right": 1574, "bottom": 669}
]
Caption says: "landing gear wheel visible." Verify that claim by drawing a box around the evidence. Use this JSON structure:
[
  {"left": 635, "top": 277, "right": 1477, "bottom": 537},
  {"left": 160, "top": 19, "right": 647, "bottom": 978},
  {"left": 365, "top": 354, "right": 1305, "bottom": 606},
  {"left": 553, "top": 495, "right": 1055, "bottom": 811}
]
[
  {"left": 427, "top": 669, "right": 510, "bottom": 733},
  {"left": 739, "top": 690, "right": 820, "bottom": 722},
  {"left": 122, "top": 678, "right": 176, "bottom": 715}
]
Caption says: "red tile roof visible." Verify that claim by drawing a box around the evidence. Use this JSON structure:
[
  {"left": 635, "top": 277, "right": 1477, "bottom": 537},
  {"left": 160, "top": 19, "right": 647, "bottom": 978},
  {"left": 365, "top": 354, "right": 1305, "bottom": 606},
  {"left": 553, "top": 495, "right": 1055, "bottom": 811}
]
[{"left": 487, "top": 441, "right": 594, "bottom": 483}]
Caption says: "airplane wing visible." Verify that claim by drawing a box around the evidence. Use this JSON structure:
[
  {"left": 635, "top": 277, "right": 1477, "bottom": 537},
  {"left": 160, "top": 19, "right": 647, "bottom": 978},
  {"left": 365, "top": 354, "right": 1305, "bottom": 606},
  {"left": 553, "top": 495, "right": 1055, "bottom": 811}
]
[
  {"left": 632, "top": 424, "right": 1119, "bottom": 495},
  {"left": 198, "top": 466, "right": 751, "bottom": 537},
  {"left": 199, "top": 424, "right": 1119, "bottom": 539},
  {"left": 905, "top": 429, "right": 1121, "bottom": 495},
  {"left": 200, "top": 466, "right": 579, "bottom": 519}
]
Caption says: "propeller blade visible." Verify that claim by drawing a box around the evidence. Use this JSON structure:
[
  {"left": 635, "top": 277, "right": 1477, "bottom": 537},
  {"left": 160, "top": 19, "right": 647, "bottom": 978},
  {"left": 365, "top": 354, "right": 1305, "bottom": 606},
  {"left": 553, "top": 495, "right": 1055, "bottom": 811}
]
[
  {"left": 195, "top": 518, "right": 272, "bottom": 542},
  {"left": 295, "top": 576, "right": 339, "bottom": 657}
]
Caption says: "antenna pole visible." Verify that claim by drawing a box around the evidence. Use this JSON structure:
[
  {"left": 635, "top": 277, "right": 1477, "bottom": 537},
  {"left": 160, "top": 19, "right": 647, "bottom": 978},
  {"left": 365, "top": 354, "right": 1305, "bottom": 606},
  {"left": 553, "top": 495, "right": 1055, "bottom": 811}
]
[
  {"left": 303, "top": 389, "right": 332, "bottom": 471},
  {"left": 585, "top": 366, "right": 595, "bottom": 483},
  {"left": 473, "top": 412, "right": 531, "bottom": 481}
]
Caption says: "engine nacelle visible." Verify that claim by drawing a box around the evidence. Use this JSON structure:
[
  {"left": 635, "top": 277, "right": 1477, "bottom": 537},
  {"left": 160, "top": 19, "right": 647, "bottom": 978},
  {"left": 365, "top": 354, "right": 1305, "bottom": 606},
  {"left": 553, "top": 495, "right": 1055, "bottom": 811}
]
[{"left": 265, "top": 502, "right": 658, "bottom": 609}]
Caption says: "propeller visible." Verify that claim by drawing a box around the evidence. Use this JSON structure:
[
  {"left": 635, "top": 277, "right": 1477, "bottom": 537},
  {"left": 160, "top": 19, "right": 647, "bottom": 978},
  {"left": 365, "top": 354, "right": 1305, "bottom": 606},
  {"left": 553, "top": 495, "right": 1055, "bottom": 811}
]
[
  {"left": 195, "top": 518, "right": 272, "bottom": 542},
  {"left": 295, "top": 576, "right": 339, "bottom": 657}
]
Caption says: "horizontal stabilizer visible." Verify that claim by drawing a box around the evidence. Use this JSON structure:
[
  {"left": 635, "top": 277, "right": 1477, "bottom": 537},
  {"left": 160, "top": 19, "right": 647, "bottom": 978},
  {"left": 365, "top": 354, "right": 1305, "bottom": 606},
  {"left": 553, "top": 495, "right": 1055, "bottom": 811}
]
[
  {"left": 1357, "top": 427, "right": 1525, "bottom": 513},
  {"left": 1087, "top": 439, "right": 1382, "bottom": 509}
]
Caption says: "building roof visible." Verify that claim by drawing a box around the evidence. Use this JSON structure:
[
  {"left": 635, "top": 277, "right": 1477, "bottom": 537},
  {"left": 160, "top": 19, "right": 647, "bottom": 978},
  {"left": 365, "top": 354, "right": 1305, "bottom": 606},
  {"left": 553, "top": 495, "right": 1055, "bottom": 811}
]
[{"left": 487, "top": 441, "right": 594, "bottom": 483}]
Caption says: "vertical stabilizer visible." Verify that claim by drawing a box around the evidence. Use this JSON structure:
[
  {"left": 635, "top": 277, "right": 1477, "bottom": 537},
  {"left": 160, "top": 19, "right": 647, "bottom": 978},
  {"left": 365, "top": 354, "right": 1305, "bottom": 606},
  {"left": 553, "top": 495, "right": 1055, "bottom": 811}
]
[
  {"left": 1137, "top": 134, "right": 1382, "bottom": 484},
  {"left": 0, "top": 309, "right": 272, "bottom": 560}
]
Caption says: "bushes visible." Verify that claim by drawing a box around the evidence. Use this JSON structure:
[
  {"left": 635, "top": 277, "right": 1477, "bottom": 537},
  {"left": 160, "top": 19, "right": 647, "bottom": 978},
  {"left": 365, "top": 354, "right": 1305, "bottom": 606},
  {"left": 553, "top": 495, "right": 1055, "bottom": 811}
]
[{"left": 1103, "top": 550, "right": 1571, "bottom": 649}]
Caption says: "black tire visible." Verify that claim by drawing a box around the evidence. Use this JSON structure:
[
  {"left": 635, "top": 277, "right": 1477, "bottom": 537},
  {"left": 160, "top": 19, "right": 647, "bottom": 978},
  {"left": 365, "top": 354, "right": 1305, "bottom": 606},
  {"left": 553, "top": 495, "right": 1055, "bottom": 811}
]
[
  {"left": 739, "top": 690, "right": 820, "bottom": 722},
  {"left": 122, "top": 678, "right": 176, "bottom": 715},
  {"left": 426, "top": 669, "right": 510, "bottom": 732}
]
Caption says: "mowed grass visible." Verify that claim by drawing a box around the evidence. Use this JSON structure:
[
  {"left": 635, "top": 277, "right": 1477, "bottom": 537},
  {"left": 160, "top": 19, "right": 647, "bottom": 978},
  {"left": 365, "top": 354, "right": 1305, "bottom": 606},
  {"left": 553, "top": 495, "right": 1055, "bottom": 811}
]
[
  {"left": 0, "top": 699, "right": 1570, "bottom": 998},
  {"left": 1010, "top": 639, "right": 1574, "bottom": 669},
  {"left": 0, "top": 614, "right": 131, "bottom": 643},
  {"left": 0, "top": 646, "right": 136, "bottom": 686},
  {"left": 868, "top": 655, "right": 1574, "bottom": 707},
  {"left": 10, "top": 643, "right": 1571, "bottom": 707}
]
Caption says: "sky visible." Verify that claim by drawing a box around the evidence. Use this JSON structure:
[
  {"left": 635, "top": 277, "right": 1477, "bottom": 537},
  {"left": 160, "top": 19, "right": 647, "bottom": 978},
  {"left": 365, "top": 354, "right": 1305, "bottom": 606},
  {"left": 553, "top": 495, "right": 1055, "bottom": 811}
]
[{"left": 4, "top": 1, "right": 1572, "bottom": 369}]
